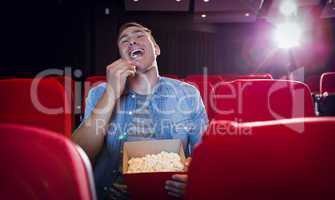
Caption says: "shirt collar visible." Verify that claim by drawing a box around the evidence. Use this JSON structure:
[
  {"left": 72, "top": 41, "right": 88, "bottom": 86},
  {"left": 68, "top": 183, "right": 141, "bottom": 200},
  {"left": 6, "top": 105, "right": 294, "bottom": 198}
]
[{"left": 124, "top": 76, "right": 163, "bottom": 97}]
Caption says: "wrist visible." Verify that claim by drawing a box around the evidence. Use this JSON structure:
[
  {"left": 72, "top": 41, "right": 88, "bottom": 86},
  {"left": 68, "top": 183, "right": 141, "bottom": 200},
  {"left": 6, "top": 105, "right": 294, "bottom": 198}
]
[{"left": 105, "top": 85, "right": 118, "bottom": 100}]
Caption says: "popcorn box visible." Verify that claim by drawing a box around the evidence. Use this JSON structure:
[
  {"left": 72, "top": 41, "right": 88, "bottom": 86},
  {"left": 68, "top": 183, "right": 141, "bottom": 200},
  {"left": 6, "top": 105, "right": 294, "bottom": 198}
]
[{"left": 122, "top": 139, "right": 186, "bottom": 200}]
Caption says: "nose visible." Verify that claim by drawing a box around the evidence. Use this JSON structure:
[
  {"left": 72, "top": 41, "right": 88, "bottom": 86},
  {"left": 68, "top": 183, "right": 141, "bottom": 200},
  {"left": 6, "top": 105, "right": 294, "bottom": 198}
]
[{"left": 128, "top": 39, "right": 136, "bottom": 46}]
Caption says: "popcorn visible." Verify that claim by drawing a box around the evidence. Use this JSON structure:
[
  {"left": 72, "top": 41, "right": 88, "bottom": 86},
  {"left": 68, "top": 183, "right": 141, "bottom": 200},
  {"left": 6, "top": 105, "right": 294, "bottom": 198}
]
[{"left": 127, "top": 151, "right": 184, "bottom": 173}]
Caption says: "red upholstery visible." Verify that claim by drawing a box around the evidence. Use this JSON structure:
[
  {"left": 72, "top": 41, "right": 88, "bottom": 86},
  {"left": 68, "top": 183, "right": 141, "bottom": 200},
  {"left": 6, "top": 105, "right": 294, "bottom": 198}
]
[
  {"left": 53, "top": 76, "right": 75, "bottom": 110},
  {"left": 185, "top": 75, "right": 223, "bottom": 120},
  {"left": 187, "top": 117, "right": 335, "bottom": 200},
  {"left": 211, "top": 80, "right": 315, "bottom": 122},
  {"left": 51, "top": 76, "right": 79, "bottom": 129},
  {"left": 0, "top": 78, "right": 72, "bottom": 137},
  {"left": 83, "top": 76, "right": 106, "bottom": 112},
  {"left": 305, "top": 75, "right": 321, "bottom": 94},
  {"left": 185, "top": 74, "right": 272, "bottom": 83},
  {"left": 320, "top": 72, "right": 335, "bottom": 94},
  {"left": 184, "top": 74, "right": 273, "bottom": 120},
  {"left": 0, "top": 124, "right": 95, "bottom": 200},
  {"left": 221, "top": 73, "right": 273, "bottom": 81}
]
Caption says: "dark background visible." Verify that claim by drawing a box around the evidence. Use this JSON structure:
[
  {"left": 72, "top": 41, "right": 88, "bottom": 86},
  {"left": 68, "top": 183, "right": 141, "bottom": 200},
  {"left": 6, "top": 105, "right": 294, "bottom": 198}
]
[{"left": 1, "top": 0, "right": 335, "bottom": 79}]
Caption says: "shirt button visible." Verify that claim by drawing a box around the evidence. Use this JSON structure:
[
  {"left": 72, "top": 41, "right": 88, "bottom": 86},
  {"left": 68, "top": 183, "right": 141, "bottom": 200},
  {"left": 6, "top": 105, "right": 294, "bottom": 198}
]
[
  {"left": 128, "top": 111, "right": 133, "bottom": 115},
  {"left": 118, "top": 134, "right": 126, "bottom": 140},
  {"left": 104, "top": 186, "right": 107, "bottom": 191},
  {"left": 131, "top": 94, "right": 136, "bottom": 98}
]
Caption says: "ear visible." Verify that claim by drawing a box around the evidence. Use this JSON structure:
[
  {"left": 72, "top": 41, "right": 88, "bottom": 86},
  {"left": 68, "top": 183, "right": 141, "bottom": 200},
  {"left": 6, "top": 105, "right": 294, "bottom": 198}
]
[{"left": 154, "top": 43, "right": 161, "bottom": 56}]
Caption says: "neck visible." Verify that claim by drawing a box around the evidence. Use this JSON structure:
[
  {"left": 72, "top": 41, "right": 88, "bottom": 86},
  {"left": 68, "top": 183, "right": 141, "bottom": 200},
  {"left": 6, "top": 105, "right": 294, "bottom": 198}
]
[{"left": 128, "top": 64, "right": 160, "bottom": 95}]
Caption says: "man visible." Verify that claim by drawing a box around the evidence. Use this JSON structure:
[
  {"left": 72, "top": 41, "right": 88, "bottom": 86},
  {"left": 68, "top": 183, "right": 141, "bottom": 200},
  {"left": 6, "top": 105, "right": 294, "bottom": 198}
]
[{"left": 72, "top": 22, "right": 208, "bottom": 199}]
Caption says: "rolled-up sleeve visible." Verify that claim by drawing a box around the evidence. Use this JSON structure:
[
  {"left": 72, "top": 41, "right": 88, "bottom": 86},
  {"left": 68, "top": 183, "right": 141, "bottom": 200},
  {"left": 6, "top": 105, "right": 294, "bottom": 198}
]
[{"left": 82, "top": 83, "right": 106, "bottom": 122}]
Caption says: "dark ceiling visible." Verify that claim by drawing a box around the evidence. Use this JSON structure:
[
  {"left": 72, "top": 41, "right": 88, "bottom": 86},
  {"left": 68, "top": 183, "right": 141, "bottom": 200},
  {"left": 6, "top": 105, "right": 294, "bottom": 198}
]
[{"left": 120, "top": 0, "right": 333, "bottom": 23}]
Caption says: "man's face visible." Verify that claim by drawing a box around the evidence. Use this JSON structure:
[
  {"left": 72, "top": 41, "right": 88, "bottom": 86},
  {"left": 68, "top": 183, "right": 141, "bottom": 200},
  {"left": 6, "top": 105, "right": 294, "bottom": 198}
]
[{"left": 118, "top": 26, "right": 160, "bottom": 73}]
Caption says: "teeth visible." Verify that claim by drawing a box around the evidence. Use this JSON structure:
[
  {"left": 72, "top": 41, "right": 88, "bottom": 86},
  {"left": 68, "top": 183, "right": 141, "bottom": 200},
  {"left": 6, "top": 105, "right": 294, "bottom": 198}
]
[{"left": 129, "top": 49, "right": 144, "bottom": 59}]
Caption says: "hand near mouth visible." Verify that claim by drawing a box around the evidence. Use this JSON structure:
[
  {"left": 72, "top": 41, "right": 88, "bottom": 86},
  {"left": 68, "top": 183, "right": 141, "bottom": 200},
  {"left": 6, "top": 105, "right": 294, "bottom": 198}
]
[{"left": 106, "top": 59, "right": 136, "bottom": 99}]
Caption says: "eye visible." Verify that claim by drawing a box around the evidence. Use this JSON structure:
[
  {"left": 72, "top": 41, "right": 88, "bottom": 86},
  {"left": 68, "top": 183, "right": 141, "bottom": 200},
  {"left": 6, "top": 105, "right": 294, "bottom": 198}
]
[
  {"left": 120, "top": 40, "right": 128, "bottom": 45},
  {"left": 136, "top": 32, "right": 145, "bottom": 38}
]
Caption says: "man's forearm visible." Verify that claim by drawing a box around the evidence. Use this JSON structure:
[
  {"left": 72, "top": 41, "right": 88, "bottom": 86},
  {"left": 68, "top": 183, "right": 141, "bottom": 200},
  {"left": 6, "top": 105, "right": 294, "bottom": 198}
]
[{"left": 72, "top": 88, "right": 117, "bottom": 160}]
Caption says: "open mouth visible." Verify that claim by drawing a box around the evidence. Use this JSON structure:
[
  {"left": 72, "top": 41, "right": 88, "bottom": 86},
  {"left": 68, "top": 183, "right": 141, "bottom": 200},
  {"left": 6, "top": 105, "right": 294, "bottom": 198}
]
[{"left": 129, "top": 49, "right": 144, "bottom": 60}]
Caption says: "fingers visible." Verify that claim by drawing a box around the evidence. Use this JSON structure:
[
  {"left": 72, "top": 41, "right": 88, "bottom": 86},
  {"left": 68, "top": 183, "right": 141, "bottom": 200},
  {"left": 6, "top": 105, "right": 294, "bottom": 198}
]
[
  {"left": 106, "top": 59, "right": 124, "bottom": 72},
  {"left": 120, "top": 69, "right": 136, "bottom": 78},
  {"left": 167, "top": 191, "right": 182, "bottom": 198},
  {"left": 171, "top": 174, "right": 188, "bottom": 183},
  {"left": 105, "top": 59, "right": 136, "bottom": 99},
  {"left": 166, "top": 188, "right": 184, "bottom": 198},
  {"left": 106, "top": 60, "right": 136, "bottom": 82},
  {"left": 107, "top": 60, "right": 135, "bottom": 74},
  {"left": 115, "top": 66, "right": 136, "bottom": 79},
  {"left": 166, "top": 180, "right": 186, "bottom": 189},
  {"left": 165, "top": 180, "right": 185, "bottom": 199},
  {"left": 165, "top": 175, "right": 188, "bottom": 199},
  {"left": 184, "top": 157, "right": 192, "bottom": 171},
  {"left": 185, "top": 157, "right": 192, "bottom": 166},
  {"left": 165, "top": 184, "right": 184, "bottom": 193}
]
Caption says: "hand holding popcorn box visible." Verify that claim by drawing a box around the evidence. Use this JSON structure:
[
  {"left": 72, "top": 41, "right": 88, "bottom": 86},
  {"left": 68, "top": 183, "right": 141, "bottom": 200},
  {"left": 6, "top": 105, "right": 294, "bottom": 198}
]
[{"left": 122, "top": 139, "right": 187, "bottom": 200}]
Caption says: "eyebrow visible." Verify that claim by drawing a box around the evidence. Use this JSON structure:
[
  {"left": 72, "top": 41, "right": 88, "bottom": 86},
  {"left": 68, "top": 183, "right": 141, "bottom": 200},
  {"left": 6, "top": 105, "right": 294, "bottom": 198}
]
[{"left": 119, "top": 30, "right": 145, "bottom": 42}]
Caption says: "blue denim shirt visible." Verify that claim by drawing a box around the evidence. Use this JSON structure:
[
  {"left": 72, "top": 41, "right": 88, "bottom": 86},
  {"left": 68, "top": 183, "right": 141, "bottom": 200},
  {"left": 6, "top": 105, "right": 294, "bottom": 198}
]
[{"left": 82, "top": 77, "right": 208, "bottom": 199}]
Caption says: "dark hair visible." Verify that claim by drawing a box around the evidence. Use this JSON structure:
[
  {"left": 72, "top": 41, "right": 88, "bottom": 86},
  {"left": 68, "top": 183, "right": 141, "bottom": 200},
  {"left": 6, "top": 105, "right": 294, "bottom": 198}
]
[{"left": 117, "top": 22, "right": 156, "bottom": 44}]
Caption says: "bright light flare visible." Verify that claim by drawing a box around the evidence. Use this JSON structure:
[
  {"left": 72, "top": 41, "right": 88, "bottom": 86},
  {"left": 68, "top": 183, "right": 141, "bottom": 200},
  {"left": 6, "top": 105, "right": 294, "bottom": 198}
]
[
  {"left": 273, "top": 22, "right": 302, "bottom": 49},
  {"left": 279, "top": 0, "right": 298, "bottom": 17}
]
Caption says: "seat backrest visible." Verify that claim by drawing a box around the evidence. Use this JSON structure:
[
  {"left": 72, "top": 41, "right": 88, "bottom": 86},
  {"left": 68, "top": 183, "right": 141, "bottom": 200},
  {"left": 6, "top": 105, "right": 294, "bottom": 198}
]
[
  {"left": 211, "top": 79, "right": 315, "bottom": 122},
  {"left": 320, "top": 72, "right": 335, "bottom": 94},
  {"left": 305, "top": 75, "right": 321, "bottom": 94},
  {"left": 0, "top": 78, "right": 72, "bottom": 137},
  {"left": 184, "top": 75, "right": 224, "bottom": 120},
  {"left": 221, "top": 73, "right": 273, "bottom": 81},
  {"left": 52, "top": 75, "right": 76, "bottom": 111},
  {"left": 0, "top": 124, "right": 96, "bottom": 200},
  {"left": 51, "top": 75, "right": 81, "bottom": 128},
  {"left": 187, "top": 117, "right": 335, "bottom": 200}
]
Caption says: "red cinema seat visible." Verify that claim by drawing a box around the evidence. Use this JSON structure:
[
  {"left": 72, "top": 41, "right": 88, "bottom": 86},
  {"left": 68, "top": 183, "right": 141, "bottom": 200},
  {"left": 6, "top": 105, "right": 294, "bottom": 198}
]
[
  {"left": 187, "top": 117, "right": 335, "bottom": 200},
  {"left": 305, "top": 75, "right": 321, "bottom": 94},
  {"left": 0, "top": 78, "right": 72, "bottom": 137},
  {"left": 211, "top": 80, "right": 315, "bottom": 122},
  {"left": 320, "top": 72, "right": 335, "bottom": 95},
  {"left": 221, "top": 73, "right": 273, "bottom": 81},
  {"left": 0, "top": 124, "right": 96, "bottom": 200},
  {"left": 51, "top": 75, "right": 80, "bottom": 127},
  {"left": 184, "top": 74, "right": 273, "bottom": 120},
  {"left": 53, "top": 75, "right": 76, "bottom": 110},
  {"left": 185, "top": 75, "right": 223, "bottom": 120}
]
